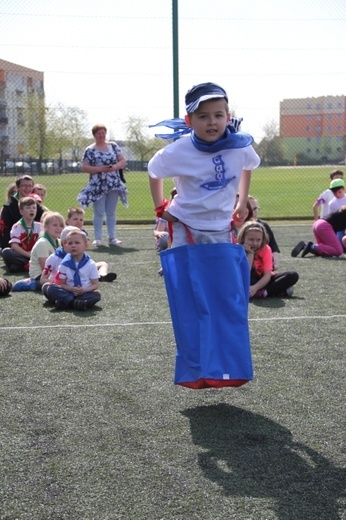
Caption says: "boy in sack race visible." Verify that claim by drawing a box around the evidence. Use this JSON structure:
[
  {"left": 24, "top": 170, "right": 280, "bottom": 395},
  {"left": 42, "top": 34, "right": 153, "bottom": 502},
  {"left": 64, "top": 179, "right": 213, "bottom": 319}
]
[{"left": 148, "top": 82, "right": 261, "bottom": 389}]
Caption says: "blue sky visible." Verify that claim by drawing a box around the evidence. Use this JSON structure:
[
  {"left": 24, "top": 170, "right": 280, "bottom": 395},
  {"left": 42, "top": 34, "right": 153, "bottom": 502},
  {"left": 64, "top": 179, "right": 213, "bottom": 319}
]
[{"left": 1, "top": 0, "right": 345, "bottom": 141}]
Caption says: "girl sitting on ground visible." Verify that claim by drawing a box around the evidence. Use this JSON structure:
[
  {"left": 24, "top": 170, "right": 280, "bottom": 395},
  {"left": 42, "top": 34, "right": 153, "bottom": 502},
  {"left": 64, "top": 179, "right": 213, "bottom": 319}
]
[
  {"left": 291, "top": 206, "right": 346, "bottom": 258},
  {"left": 237, "top": 221, "right": 299, "bottom": 299},
  {"left": 12, "top": 211, "right": 65, "bottom": 292}
]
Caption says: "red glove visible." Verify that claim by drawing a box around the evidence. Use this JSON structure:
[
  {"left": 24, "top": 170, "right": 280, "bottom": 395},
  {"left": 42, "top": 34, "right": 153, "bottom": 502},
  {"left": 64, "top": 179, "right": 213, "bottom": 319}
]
[{"left": 155, "top": 198, "right": 170, "bottom": 218}]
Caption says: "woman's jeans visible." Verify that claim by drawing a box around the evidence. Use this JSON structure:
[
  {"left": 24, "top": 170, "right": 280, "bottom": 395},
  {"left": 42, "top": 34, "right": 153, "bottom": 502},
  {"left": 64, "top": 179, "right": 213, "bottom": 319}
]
[{"left": 93, "top": 191, "right": 119, "bottom": 240}]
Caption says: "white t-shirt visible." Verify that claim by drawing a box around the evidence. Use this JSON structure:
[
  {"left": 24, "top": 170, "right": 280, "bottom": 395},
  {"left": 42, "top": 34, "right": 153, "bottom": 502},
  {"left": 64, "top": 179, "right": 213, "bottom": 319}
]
[
  {"left": 29, "top": 237, "right": 58, "bottom": 279},
  {"left": 328, "top": 194, "right": 346, "bottom": 215},
  {"left": 148, "top": 136, "right": 260, "bottom": 230},
  {"left": 315, "top": 189, "right": 335, "bottom": 218},
  {"left": 9, "top": 221, "right": 42, "bottom": 251},
  {"left": 56, "top": 257, "right": 99, "bottom": 288},
  {"left": 42, "top": 252, "right": 64, "bottom": 282}
]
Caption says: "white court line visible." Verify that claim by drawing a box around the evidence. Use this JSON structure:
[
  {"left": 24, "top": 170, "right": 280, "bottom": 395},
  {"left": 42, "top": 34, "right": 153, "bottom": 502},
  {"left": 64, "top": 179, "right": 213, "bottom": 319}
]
[{"left": 0, "top": 314, "right": 345, "bottom": 331}]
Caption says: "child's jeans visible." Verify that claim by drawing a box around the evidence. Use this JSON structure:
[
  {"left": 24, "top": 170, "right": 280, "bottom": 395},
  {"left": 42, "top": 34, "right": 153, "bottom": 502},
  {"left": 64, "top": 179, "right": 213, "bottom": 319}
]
[{"left": 44, "top": 283, "right": 101, "bottom": 308}]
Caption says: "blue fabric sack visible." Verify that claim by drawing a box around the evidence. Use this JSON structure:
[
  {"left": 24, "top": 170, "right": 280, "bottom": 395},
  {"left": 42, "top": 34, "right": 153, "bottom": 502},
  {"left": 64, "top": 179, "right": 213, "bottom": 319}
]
[{"left": 160, "top": 243, "right": 253, "bottom": 389}]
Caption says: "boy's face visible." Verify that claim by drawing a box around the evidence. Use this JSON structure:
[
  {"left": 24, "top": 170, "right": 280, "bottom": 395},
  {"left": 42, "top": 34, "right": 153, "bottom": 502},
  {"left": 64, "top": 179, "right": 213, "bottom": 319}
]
[
  {"left": 33, "top": 188, "right": 46, "bottom": 200},
  {"left": 66, "top": 234, "right": 87, "bottom": 257},
  {"left": 17, "top": 179, "right": 34, "bottom": 198},
  {"left": 66, "top": 212, "right": 84, "bottom": 229},
  {"left": 185, "top": 99, "right": 230, "bottom": 142},
  {"left": 335, "top": 188, "right": 345, "bottom": 199},
  {"left": 20, "top": 203, "right": 37, "bottom": 222}
]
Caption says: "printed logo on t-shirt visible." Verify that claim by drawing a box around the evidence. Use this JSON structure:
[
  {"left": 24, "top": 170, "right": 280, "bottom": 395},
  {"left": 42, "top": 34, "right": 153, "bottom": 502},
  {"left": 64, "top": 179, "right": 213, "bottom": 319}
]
[{"left": 200, "top": 155, "right": 236, "bottom": 191}]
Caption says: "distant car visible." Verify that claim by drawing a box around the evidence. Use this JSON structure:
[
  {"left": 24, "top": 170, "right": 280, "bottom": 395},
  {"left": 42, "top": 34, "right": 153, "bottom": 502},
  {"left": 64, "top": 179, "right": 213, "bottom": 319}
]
[
  {"left": 15, "top": 161, "right": 30, "bottom": 173},
  {"left": 4, "top": 160, "right": 15, "bottom": 173}
]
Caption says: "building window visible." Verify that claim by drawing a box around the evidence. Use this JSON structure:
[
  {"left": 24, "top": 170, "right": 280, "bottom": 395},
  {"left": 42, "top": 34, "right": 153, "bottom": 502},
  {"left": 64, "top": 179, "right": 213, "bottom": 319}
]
[
  {"left": 306, "top": 126, "right": 310, "bottom": 132},
  {"left": 307, "top": 148, "right": 311, "bottom": 154},
  {"left": 316, "top": 115, "right": 321, "bottom": 121},
  {"left": 327, "top": 114, "right": 332, "bottom": 120},
  {"left": 306, "top": 137, "right": 311, "bottom": 142},
  {"left": 316, "top": 137, "right": 321, "bottom": 143},
  {"left": 316, "top": 103, "right": 321, "bottom": 109},
  {"left": 306, "top": 115, "right": 311, "bottom": 120},
  {"left": 316, "top": 126, "right": 321, "bottom": 133},
  {"left": 337, "top": 125, "right": 342, "bottom": 131},
  {"left": 327, "top": 126, "right": 332, "bottom": 132},
  {"left": 307, "top": 103, "right": 312, "bottom": 109},
  {"left": 327, "top": 103, "right": 333, "bottom": 109}
]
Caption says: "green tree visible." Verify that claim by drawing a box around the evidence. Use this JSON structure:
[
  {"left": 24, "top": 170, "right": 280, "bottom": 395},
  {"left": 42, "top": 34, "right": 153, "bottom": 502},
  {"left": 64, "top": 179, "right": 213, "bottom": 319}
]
[
  {"left": 26, "top": 87, "right": 47, "bottom": 161},
  {"left": 124, "top": 116, "right": 163, "bottom": 161},
  {"left": 255, "top": 120, "right": 285, "bottom": 166},
  {"left": 45, "top": 103, "right": 89, "bottom": 164}
]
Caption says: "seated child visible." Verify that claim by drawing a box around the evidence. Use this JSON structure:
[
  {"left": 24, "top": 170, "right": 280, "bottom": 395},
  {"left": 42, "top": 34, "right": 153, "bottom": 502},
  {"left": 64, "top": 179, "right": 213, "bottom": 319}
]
[
  {"left": 42, "top": 229, "right": 101, "bottom": 311},
  {"left": 248, "top": 195, "right": 281, "bottom": 270},
  {"left": 328, "top": 179, "right": 346, "bottom": 214},
  {"left": 32, "top": 183, "right": 49, "bottom": 211},
  {"left": 12, "top": 211, "right": 64, "bottom": 291},
  {"left": 32, "top": 183, "right": 47, "bottom": 202},
  {"left": 291, "top": 206, "right": 346, "bottom": 258},
  {"left": 237, "top": 221, "right": 299, "bottom": 298},
  {"left": 0, "top": 276, "right": 12, "bottom": 296},
  {"left": 313, "top": 169, "right": 343, "bottom": 220},
  {"left": 66, "top": 207, "right": 117, "bottom": 282},
  {"left": 40, "top": 225, "right": 80, "bottom": 286},
  {"left": 1, "top": 196, "right": 42, "bottom": 273},
  {"left": 154, "top": 218, "right": 170, "bottom": 252}
]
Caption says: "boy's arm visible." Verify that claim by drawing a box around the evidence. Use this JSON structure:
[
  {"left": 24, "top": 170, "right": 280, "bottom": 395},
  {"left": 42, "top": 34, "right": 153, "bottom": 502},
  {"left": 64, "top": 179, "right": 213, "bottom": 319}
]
[
  {"left": 312, "top": 200, "right": 320, "bottom": 220},
  {"left": 81, "top": 279, "right": 99, "bottom": 293},
  {"left": 250, "top": 270, "right": 271, "bottom": 297},
  {"left": 72, "top": 279, "right": 99, "bottom": 296},
  {"left": 11, "top": 242, "right": 31, "bottom": 258},
  {"left": 149, "top": 176, "right": 164, "bottom": 208},
  {"left": 234, "top": 169, "right": 252, "bottom": 220}
]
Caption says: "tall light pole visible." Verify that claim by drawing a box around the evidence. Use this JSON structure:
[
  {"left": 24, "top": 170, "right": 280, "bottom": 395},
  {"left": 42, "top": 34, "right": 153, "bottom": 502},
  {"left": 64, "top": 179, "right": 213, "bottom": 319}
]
[{"left": 172, "top": 0, "right": 179, "bottom": 118}]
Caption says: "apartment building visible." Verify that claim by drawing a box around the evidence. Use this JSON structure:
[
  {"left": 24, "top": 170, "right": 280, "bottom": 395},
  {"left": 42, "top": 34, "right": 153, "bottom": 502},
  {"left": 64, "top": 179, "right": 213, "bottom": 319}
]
[
  {"left": 0, "top": 58, "right": 44, "bottom": 160},
  {"left": 280, "top": 95, "right": 346, "bottom": 163}
]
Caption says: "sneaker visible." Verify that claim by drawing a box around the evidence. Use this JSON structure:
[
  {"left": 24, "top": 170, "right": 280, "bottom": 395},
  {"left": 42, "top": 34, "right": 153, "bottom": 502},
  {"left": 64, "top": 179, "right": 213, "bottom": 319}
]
[
  {"left": 252, "top": 289, "right": 267, "bottom": 299},
  {"left": 302, "top": 241, "right": 314, "bottom": 257},
  {"left": 55, "top": 300, "right": 68, "bottom": 310},
  {"left": 291, "top": 241, "right": 306, "bottom": 257},
  {"left": 73, "top": 299, "right": 88, "bottom": 311},
  {"left": 92, "top": 240, "right": 102, "bottom": 247},
  {"left": 157, "top": 267, "right": 164, "bottom": 276},
  {"left": 109, "top": 238, "right": 122, "bottom": 246},
  {"left": 99, "top": 272, "right": 117, "bottom": 282},
  {"left": 12, "top": 279, "right": 37, "bottom": 292},
  {"left": 286, "top": 286, "right": 294, "bottom": 297}
]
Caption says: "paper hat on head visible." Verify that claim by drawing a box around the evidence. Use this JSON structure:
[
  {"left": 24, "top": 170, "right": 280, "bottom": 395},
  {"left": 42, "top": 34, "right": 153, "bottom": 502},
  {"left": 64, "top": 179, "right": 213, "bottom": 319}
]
[
  {"left": 330, "top": 179, "right": 344, "bottom": 189},
  {"left": 185, "top": 82, "right": 228, "bottom": 113},
  {"left": 60, "top": 226, "right": 80, "bottom": 242}
]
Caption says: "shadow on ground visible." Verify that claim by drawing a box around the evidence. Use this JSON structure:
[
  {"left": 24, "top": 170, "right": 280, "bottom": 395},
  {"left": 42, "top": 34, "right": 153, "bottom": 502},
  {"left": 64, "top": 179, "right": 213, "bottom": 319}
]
[{"left": 182, "top": 404, "right": 345, "bottom": 520}]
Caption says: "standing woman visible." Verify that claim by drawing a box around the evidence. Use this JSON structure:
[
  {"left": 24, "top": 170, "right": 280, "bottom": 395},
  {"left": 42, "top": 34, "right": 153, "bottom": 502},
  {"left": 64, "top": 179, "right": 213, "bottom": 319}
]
[{"left": 77, "top": 124, "right": 127, "bottom": 246}]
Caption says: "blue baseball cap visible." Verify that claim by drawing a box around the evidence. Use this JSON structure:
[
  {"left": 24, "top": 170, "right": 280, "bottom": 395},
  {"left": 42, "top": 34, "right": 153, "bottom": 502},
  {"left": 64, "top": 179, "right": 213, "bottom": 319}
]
[{"left": 185, "top": 82, "right": 228, "bottom": 113}]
